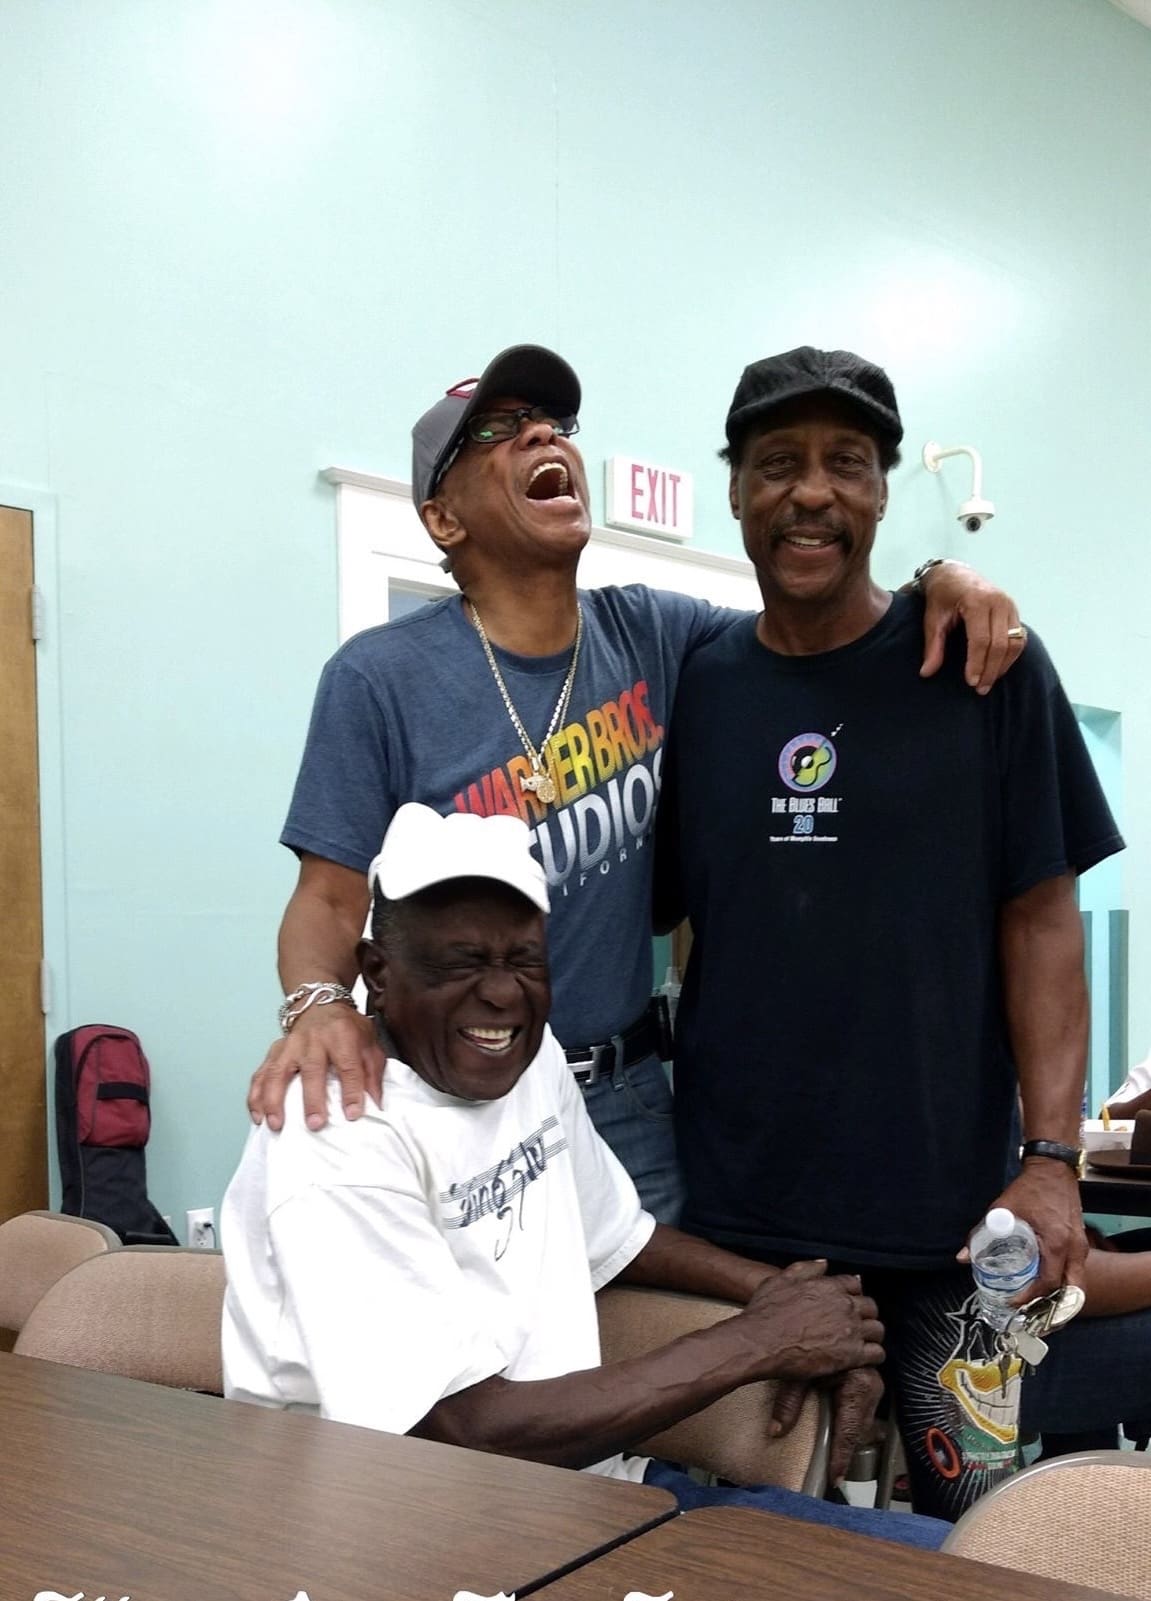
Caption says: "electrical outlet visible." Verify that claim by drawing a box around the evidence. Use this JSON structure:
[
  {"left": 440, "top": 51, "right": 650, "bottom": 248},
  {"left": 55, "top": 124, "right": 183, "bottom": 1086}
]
[{"left": 186, "top": 1206, "right": 216, "bottom": 1249}]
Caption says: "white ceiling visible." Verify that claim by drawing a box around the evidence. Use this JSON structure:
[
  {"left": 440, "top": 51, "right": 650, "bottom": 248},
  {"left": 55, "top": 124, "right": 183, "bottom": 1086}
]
[{"left": 1106, "top": 0, "right": 1151, "bottom": 28}]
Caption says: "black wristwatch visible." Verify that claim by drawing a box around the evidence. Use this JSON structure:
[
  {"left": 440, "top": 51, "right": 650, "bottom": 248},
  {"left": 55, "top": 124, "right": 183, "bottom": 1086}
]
[{"left": 1020, "top": 1139, "right": 1083, "bottom": 1174}]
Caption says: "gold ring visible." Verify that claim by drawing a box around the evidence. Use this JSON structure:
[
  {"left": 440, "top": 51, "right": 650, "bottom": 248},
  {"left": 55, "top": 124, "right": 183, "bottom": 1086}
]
[{"left": 1006, "top": 626, "right": 1026, "bottom": 640}]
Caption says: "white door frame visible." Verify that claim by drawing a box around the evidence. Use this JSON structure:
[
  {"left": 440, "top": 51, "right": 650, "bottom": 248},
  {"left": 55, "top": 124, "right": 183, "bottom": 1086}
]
[{"left": 319, "top": 466, "right": 759, "bottom": 644}]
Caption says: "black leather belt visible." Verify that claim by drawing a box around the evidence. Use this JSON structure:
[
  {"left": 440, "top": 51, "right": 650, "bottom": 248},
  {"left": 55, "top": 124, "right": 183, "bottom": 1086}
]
[{"left": 564, "top": 999, "right": 670, "bottom": 1085}]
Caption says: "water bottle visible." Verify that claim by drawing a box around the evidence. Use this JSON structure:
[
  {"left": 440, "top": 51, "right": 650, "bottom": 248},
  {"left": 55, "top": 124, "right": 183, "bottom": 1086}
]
[{"left": 970, "top": 1208, "right": 1039, "bottom": 1329}]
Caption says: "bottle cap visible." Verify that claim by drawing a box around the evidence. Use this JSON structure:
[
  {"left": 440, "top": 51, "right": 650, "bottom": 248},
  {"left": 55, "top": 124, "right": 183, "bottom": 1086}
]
[{"left": 985, "top": 1207, "right": 1016, "bottom": 1236}]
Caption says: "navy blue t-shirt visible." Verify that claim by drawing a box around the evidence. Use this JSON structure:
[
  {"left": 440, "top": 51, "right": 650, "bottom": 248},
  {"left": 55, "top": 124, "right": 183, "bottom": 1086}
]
[
  {"left": 656, "top": 593, "right": 1124, "bottom": 1269},
  {"left": 282, "top": 586, "right": 738, "bottom": 1048}
]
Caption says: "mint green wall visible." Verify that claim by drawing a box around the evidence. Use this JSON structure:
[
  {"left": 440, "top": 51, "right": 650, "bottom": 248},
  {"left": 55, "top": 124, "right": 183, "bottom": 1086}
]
[{"left": 1, "top": 0, "right": 1148, "bottom": 1230}]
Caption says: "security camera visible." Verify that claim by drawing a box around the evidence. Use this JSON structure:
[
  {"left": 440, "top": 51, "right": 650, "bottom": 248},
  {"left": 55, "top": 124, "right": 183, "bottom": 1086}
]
[
  {"left": 958, "top": 496, "right": 995, "bottom": 534},
  {"left": 923, "top": 442, "right": 997, "bottom": 533}
]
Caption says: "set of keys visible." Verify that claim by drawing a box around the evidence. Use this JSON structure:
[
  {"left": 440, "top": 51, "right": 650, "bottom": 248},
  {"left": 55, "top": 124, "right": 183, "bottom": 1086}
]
[{"left": 991, "top": 1283, "right": 1086, "bottom": 1394}]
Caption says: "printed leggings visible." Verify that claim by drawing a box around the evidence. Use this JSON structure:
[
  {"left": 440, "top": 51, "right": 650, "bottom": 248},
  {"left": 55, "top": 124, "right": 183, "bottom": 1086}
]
[
  {"left": 858, "top": 1264, "right": 1023, "bottom": 1521},
  {"left": 729, "top": 1257, "right": 1151, "bottom": 1522}
]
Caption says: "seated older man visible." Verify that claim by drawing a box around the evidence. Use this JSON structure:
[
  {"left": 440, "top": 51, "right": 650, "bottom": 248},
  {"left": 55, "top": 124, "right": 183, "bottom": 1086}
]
[{"left": 221, "top": 803, "right": 948, "bottom": 1548}]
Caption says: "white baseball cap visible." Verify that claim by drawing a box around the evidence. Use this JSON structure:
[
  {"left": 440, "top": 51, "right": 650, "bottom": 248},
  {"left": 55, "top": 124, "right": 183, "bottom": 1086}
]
[{"left": 368, "top": 803, "right": 550, "bottom": 914}]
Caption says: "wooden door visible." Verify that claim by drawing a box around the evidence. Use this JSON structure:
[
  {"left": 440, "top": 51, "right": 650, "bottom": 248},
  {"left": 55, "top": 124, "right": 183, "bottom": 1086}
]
[{"left": 0, "top": 506, "right": 47, "bottom": 1225}]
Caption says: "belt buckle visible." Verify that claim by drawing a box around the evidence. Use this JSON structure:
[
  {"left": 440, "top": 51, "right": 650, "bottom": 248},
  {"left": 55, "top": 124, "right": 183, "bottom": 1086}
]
[{"left": 570, "top": 1040, "right": 612, "bottom": 1085}]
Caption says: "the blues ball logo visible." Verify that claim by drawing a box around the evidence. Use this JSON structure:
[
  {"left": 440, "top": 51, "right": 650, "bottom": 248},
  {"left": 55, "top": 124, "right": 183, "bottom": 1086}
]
[{"left": 778, "top": 732, "right": 837, "bottom": 793}]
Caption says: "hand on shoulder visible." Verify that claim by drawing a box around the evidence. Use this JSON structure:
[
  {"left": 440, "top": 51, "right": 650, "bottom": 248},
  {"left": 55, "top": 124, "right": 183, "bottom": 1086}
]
[
  {"left": 915, "top": 559, "right": 1027, "bottom": 695},
  {"left": 248, "top": 1005, "right": 385, "bottom": 1132}
]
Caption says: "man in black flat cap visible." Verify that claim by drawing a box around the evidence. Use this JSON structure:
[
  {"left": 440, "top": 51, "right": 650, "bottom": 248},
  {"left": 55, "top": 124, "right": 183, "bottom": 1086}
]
[{"left": 655, "top": 345, "right": 1131, "bottom": 1519}]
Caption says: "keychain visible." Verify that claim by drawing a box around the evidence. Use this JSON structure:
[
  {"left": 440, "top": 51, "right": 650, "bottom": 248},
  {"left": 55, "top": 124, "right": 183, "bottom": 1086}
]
[
  {"left": 1007, "top": 1283, "right": 1087, "bottom": 1376},
  {"left": 990, "top": 1282, "right": 1085, "bottom": 1394}
]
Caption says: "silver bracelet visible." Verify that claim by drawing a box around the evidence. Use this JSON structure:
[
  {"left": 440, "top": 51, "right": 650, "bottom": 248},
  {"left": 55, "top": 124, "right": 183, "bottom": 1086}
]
[{"left": 278, "top": 981, "right": 357, "bottom": 1035}]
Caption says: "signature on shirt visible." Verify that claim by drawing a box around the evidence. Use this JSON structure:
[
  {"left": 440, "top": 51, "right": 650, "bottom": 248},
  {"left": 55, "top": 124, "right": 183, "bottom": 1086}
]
[{"left": 443, "top": 1117, "right": 566, "bottom": 1261}]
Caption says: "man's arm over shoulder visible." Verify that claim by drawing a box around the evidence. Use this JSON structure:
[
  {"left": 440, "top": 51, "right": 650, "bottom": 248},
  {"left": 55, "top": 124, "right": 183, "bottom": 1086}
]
[
  {"left": 249, "top": 852, "right": 383, "bottom": 1132},
  {"left": 280, "top": 853, "right": 370, "bottom": 993},
  {"left": 907, "top": 560, "right": 1026, "bottom": 692},
  {"left": 256, "top": 628, "right": 402, "bottom": 1132}
]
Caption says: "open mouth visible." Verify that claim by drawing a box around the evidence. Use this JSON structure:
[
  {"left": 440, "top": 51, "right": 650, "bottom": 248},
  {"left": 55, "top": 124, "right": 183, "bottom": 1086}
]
[
  {"left": 525, "top": 459, "right": 574, "bottom": 502},
  {"left": 458, "top": 1026, "right": 521, "bottom": 1055},
  {"left": 779, "top": 530, "right": 842, "bottom": 550}
]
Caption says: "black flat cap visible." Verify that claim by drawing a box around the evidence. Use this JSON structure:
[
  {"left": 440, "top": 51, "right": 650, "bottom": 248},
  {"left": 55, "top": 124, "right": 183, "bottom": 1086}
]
[{"left": 725, "top": 346, "right": 903, "bottom": 453}]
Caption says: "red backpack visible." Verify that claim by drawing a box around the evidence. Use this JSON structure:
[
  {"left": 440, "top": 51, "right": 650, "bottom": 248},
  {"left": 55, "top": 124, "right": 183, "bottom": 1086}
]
[{"left": 53, "top": 1024, "right": 178, "bottom": 1245}]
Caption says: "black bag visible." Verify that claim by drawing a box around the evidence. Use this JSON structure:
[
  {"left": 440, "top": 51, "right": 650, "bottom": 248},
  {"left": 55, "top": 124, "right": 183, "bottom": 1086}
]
[{"left": 54, "top": 1024, "right": 179, "bottom": 1245}]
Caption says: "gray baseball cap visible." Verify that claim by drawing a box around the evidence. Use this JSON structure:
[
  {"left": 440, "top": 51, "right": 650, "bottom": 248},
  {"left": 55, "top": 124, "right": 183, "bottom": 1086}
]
[
  {"left": 410, "top": 344, "right": 582, "bottom": 510},
  {"left": 725, "top": 346, "right": 903, "bottom": 454}
]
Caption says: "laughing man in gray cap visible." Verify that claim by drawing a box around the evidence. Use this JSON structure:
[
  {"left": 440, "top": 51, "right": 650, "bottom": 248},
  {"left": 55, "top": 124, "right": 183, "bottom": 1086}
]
[{"left": 251, "top": 344, "right": 1025, "bottom": 1224}]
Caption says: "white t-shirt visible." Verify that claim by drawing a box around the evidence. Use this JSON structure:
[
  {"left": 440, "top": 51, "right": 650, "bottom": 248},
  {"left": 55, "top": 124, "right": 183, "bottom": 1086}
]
[
  {"left": 221, "top": 1027, "right": 655, "bottom": 1483},
  {"left": 1107, "top": 1047, "right": 1151, "bottom": 1105}
]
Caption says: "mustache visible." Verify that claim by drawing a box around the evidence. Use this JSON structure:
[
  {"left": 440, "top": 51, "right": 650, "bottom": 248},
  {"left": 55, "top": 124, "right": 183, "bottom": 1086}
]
[{"left": 771, "top": 513, "right": 849, "bottom": 541}]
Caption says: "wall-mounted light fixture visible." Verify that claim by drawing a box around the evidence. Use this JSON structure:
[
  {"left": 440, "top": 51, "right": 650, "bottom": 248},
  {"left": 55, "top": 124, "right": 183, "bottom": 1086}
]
[{"left": 922, "top": 441, "right": 996, "bottom": 532}]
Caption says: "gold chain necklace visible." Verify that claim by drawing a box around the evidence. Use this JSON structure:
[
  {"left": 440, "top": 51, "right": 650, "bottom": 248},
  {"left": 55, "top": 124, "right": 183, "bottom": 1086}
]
[{"left": 469, "top": 600, "right": 583, "bottom": 807}]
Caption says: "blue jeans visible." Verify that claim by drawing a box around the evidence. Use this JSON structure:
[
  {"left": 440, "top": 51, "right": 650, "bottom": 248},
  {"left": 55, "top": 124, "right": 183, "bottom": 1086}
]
[
  {"left": 1021, "top": 1304, "right": 1151, "bottom": 1435},
  {"left": 642, "top": 1460, "right": 949, "bottom": 1550},
  {"left": 580, "top": 1053, "right": 684, "bottom": 1224}
]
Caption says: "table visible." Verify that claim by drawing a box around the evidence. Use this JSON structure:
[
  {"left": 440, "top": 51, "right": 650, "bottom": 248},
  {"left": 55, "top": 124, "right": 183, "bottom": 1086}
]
[
  {"left": 1080, "top": 1166, "right": 1151, "bottom": 1218},
  {"left": 537, "top": 1505, "right": 1114, "bottom": 1601},
  {"left": 0, "top": 1352, "right": 675, "bottom": 1601}
]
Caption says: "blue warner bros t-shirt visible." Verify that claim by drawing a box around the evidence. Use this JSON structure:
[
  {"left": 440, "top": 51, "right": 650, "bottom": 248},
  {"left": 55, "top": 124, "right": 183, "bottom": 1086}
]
[{"left": 282, "top": 586, "right": 739, "bottom": 1048}]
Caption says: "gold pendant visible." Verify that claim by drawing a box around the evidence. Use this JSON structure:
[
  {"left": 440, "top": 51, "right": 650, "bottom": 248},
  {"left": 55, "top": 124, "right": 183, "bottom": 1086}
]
[{"left": 520, "top": 772, "right": 557, "bottom": 805}]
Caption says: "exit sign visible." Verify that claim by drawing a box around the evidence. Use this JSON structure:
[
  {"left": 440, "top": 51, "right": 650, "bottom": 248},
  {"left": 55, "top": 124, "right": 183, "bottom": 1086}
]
[{"left": 605, "top": 456, "right": 693, "bottom": 542}]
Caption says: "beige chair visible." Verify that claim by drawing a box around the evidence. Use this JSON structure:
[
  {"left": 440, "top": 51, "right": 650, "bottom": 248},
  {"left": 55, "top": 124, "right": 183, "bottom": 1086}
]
[
  {"left": 943, "top": 1449, "right": 1151, "bottom": 1599},
  {"left": 13, "top": 1246, "right": 828, "bottom": 1484},
  {"left": 596, "top": 1284, "right": 830, "bottom": 1494},
  {"left": 15, "top": 1244, "right": 226, "bottom": 1394},
  {"left": 0, "top": 1209, "right": 121, "bottom": 1335}
]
